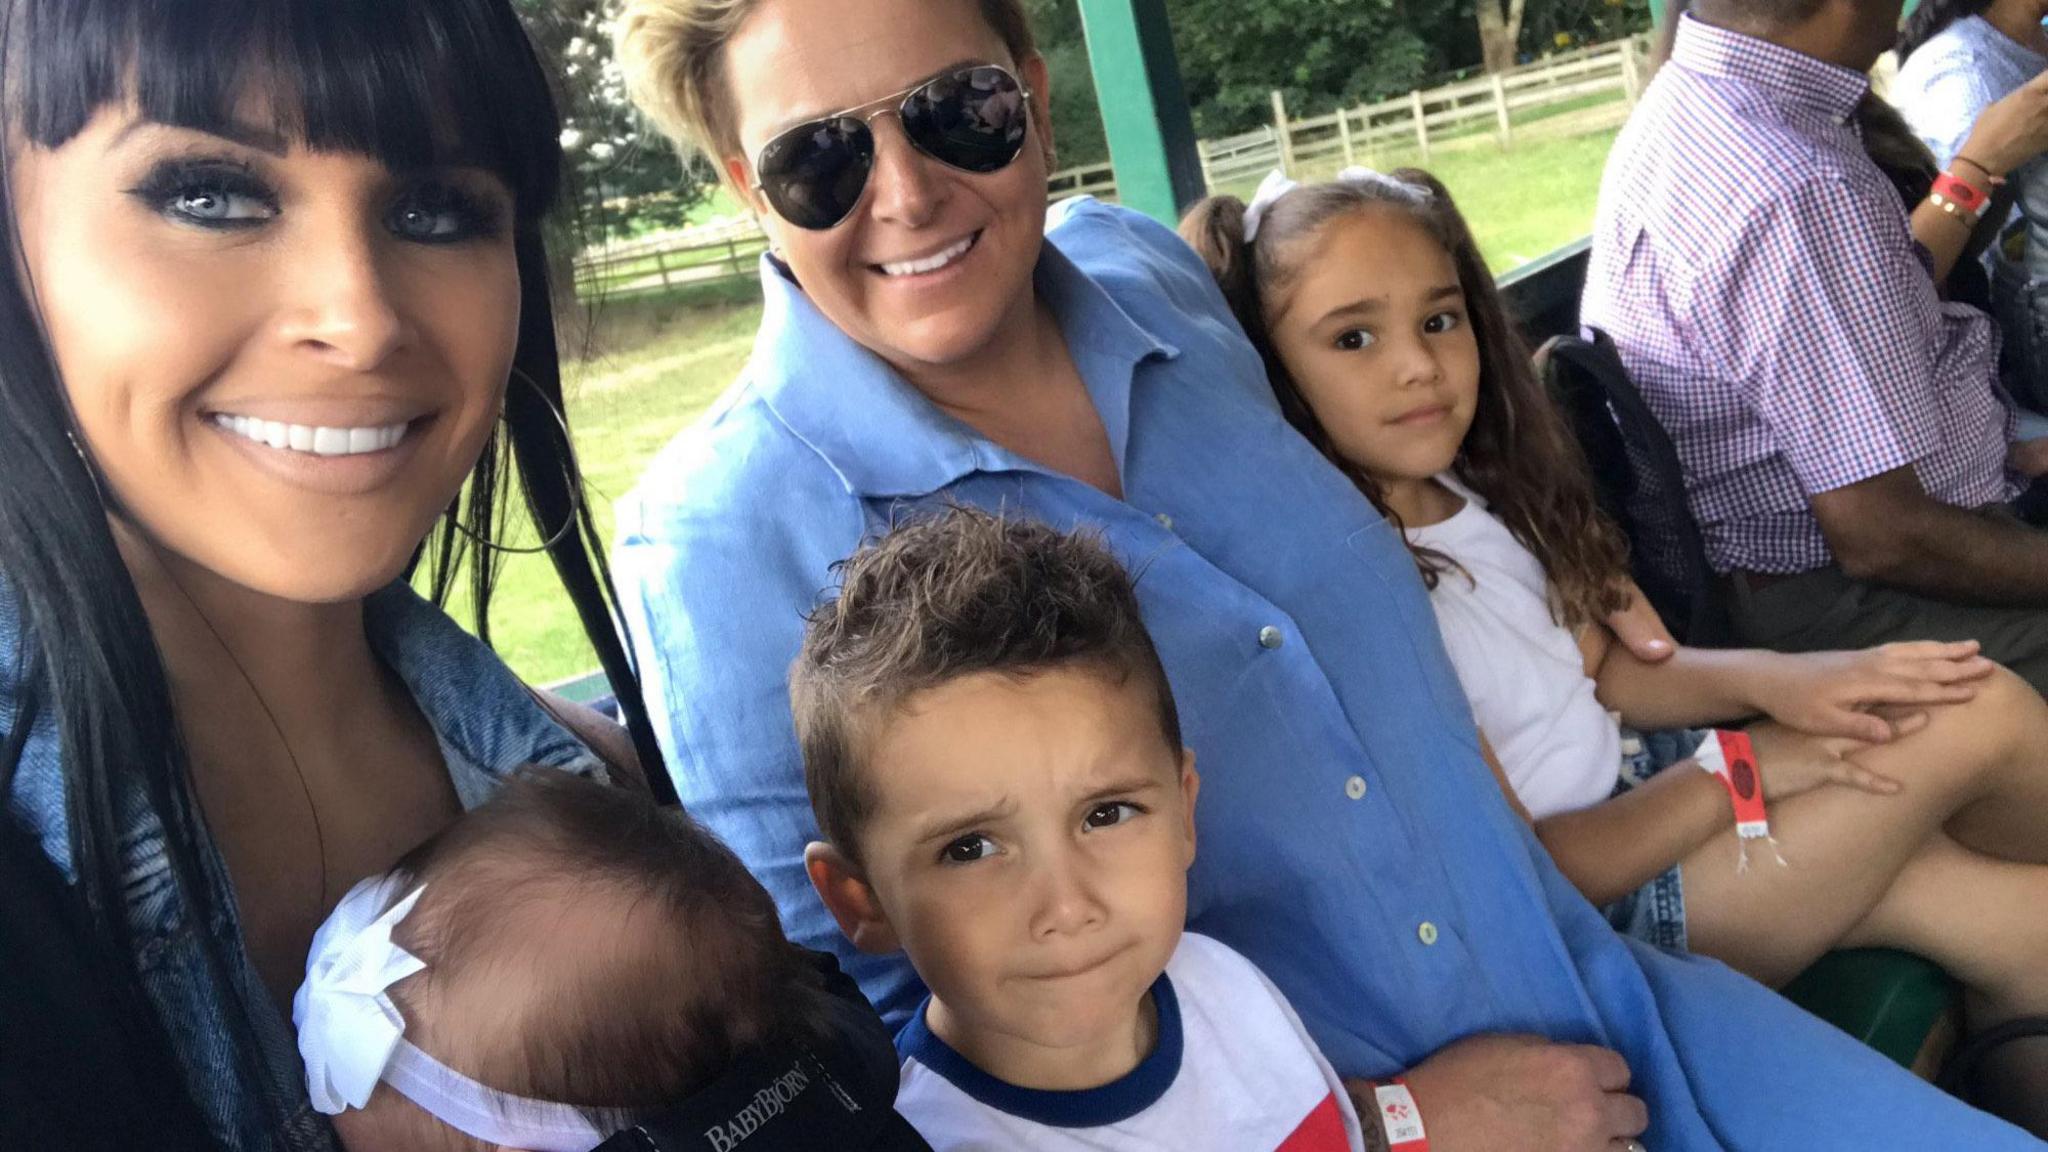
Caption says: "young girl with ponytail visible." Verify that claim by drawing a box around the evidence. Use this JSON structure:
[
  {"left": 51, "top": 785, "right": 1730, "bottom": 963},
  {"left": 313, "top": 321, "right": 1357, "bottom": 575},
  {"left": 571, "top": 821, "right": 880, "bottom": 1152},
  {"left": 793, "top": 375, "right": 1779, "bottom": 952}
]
[{"left": 1183, "top": 169, "right": 2048, "bottom": 1127}]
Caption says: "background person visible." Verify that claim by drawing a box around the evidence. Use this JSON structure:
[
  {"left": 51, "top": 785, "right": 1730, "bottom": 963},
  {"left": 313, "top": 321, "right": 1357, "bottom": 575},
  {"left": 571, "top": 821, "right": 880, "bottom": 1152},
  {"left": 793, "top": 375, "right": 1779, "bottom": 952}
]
[
  {"left": 1586, "top": 0, "right": 2048, "bottom": 695},
  {"left": 1894, "top": 0, "right": 2048, "bottom": 420},
  {"left": 611, "top": 0, "right": 2038, "bottom": 1145}
]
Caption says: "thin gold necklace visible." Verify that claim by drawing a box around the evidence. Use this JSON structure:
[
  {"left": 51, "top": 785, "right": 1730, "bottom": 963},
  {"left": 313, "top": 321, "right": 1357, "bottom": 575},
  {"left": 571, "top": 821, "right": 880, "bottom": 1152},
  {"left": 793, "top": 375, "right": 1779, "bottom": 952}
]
[{"left": 157, "top": 558, "right": 332, "bottom": 916}]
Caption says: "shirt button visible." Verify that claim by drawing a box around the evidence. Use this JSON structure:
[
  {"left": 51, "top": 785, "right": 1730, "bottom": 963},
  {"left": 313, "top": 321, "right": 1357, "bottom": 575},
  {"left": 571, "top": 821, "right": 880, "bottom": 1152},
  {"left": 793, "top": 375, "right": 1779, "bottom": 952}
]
[
  {"left": 1155, "top": 512, "right": 1175, "bottom": 531},
  {"left": 1258, "top": 626, "right": 1285, "bottom": 650},
  {"left": 1418, "top": 922, "right": 1440, "bottom": 946},
  {"left": 1344, "top": 776, "right": 1368, "bottom": 800}
]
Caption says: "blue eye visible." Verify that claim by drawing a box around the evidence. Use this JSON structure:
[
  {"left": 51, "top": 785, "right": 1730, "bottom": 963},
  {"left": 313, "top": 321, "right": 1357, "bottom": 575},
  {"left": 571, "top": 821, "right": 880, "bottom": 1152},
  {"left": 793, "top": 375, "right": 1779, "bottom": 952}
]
[
  {"left": 388, "top": 182, "right": 502, "bottom": 244},
  {"left": 1083, "top": 802, "right": 1141, "bottom": 830},
  {"left": 131, "top": 161, "right": 278, "bottom": 228},
  {"left": 1335, "top": 328, "right": 1376, "bottom": 351},
  {"left": 942, "top": 834, "right": 998, "bottom": 864}
]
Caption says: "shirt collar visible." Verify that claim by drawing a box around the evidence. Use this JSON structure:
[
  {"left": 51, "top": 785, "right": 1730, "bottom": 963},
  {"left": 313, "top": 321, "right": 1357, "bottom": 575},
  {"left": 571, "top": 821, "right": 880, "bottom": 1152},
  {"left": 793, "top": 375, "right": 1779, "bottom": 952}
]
[
  {"left": 1672, "top": 12, "right": 1870, "bottom": 124},
  {"left": 748, "top": 231, "right": 1178, "bottom": 501},
  {"left": 363, "top": 583, "right": 602, "bottom": 806}
]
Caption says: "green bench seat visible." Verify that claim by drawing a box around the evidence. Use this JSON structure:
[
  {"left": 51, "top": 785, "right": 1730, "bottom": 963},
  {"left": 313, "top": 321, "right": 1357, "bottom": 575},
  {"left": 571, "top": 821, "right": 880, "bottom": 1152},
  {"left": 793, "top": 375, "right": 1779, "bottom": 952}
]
[{"left": 1782, "top": 949, "right": 1959, "bottom": 1075}]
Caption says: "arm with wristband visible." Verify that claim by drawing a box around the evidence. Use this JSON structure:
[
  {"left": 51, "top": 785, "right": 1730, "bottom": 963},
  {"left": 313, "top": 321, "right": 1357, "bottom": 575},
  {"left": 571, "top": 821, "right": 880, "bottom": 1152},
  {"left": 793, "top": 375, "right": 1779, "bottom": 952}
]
[
  {"left": 1907, "top": 71, "right": 2048, "bottom": 286},
  {"left": 1345, "top": 1078, "right": 1427, "bottom": 1152},
  {"left": 1344, "top": 1036, "right": 1649, "bottom": 1152}
]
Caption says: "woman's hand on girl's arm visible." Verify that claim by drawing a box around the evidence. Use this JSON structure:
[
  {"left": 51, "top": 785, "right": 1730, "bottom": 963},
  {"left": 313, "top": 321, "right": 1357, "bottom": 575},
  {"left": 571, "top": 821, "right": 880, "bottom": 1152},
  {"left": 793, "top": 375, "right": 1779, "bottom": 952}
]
[
  {"left": 1745, "top": 719, "right": 1911, "bottom": 801},
  {"left": 1741, "top": 641, "right": 1992, "bottom": 743}
]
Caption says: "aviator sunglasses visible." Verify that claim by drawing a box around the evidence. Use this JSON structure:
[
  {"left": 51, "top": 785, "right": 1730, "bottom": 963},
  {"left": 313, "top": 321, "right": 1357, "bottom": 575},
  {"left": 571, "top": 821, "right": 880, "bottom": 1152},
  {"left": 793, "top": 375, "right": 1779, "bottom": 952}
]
[{"left": 751, "top": 64, "right": 1033, "bottom": 231}]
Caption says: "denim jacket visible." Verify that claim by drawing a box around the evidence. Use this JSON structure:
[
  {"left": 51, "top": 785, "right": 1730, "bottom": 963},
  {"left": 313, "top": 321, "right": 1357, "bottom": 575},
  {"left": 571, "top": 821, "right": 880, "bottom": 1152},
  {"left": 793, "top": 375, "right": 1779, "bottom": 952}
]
[{"left": 2, "top": 581, "right": 605, "bottom": 1152}]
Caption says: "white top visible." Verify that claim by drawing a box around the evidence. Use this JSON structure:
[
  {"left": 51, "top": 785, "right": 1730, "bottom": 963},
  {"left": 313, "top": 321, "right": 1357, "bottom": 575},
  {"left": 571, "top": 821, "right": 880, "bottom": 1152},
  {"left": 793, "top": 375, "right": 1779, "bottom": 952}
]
[
  {"left": 895, "top": 932, "right": 1364, "bottom": 1151},
  {"left": 1404, "top": 484, "right": 1621, "bottom": 820}
]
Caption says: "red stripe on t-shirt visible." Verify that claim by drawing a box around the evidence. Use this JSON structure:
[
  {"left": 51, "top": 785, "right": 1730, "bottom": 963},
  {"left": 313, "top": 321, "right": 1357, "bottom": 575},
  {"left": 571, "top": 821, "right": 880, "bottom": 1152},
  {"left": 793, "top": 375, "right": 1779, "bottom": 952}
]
[{"left": 1274, "top": 1093, "right": 1353, "bottom": 1151}]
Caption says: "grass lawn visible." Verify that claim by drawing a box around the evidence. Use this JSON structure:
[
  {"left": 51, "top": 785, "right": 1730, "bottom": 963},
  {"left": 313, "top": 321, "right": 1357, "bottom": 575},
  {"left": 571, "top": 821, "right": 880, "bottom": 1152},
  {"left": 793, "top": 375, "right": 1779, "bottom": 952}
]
[{"left": 444, "top": 126, "right": 1623, "bottom": 686}]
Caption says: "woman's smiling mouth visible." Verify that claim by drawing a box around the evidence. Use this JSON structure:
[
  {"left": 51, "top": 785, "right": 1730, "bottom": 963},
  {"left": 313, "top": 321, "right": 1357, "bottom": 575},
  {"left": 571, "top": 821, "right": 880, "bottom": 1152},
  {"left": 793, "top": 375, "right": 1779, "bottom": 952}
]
[
  {"left": 209, "top": 413, "right": 413, "bottom": 457},
  {"left": 874, "top": 231, "right": 981, "bottom": 278}
]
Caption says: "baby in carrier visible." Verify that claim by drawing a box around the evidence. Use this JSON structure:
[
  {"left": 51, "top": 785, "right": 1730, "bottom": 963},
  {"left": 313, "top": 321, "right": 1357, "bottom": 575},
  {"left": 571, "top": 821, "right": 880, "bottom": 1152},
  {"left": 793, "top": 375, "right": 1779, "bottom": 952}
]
[{"left": 293, "top": 769, "right": 930, "bottom": 1152}]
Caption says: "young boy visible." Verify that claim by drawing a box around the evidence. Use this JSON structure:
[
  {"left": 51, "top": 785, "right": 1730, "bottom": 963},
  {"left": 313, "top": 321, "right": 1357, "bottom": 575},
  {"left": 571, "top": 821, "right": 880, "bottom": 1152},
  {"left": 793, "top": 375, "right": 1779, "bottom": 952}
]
[
  {"left": 792, "top": 508, "right": 1377, "bottom": 1151},
  {"left": 293, "top": 770, "right": 933, "bottom": 1152}
]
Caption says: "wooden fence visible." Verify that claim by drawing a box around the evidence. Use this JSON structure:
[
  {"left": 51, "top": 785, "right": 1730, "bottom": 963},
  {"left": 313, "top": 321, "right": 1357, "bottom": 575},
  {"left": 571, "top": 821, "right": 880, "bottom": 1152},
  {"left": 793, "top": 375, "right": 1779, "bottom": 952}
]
[
  {"left": 1202, "top": 34, "right": 1652, "bottom": 191},
  {"left": 574, "top": 34, "right": 1650, "bottom": 297}
]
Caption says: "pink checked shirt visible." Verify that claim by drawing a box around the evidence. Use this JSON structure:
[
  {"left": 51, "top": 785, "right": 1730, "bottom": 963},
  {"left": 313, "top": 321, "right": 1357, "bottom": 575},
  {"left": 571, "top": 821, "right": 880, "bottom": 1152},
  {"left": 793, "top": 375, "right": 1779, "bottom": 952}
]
[{"left": 1582, "top": 14, "right": 2019, "bottom": 575}]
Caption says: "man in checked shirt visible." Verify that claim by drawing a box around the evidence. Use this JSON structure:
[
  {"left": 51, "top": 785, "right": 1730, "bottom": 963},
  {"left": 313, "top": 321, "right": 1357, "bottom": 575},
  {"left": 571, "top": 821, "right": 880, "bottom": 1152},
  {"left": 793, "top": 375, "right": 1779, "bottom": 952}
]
[{"left": 1584, "top": 0, "right": 2048, "bottom": 694}]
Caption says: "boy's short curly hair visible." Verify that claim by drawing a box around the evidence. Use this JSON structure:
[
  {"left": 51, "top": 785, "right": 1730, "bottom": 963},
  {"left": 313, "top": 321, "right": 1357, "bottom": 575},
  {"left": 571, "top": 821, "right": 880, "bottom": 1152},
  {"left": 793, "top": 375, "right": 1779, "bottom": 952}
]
[{"left": 790, "top": 507, "right": 1181, "bottom": 863}]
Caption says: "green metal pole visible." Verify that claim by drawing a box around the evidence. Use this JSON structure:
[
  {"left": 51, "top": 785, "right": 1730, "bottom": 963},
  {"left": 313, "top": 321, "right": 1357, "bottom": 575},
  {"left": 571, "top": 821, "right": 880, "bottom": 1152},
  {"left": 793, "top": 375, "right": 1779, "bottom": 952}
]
[{"left": 1074, "top": 0, "right": 1206, "bottom": 225}]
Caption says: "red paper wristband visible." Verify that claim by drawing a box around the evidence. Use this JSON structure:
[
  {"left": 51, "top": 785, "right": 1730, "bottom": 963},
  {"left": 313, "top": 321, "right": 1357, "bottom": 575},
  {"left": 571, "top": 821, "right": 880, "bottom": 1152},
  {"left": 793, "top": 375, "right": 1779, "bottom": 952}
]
[
  {"left": 1933, "top": 171, "right": 1990, "bottom": 215},
  {"left": 1695, "top": 729, "right": 1768, "bottom": 840}
]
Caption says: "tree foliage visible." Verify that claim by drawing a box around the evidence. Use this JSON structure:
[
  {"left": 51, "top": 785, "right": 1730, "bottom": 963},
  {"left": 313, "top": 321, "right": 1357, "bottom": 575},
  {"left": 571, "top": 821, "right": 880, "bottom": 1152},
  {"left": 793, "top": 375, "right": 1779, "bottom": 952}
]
[
  {"left": 517, "top": 0, "right": 714, "bottom": 239},
  {"left": 1032, "top": 0, "right": 1649, "bottom": 143}
]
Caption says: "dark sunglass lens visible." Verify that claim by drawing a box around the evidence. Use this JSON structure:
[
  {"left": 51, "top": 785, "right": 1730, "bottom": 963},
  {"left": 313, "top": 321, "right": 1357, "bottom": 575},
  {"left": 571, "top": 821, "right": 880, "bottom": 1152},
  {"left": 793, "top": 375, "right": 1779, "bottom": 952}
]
[
  {"left": 758, "top": 117, "right": 875, "bottom": 229},
  {"left": 900, "top": 66, "right": 1028, "bottom": 174}
]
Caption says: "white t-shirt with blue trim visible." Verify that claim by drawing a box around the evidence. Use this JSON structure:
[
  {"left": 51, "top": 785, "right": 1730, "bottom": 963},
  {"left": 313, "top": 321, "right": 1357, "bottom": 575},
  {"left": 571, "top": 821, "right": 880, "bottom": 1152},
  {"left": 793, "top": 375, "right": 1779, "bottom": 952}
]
[{"left": 894, "top": 933, "right": 1365, "bottom": 1151}]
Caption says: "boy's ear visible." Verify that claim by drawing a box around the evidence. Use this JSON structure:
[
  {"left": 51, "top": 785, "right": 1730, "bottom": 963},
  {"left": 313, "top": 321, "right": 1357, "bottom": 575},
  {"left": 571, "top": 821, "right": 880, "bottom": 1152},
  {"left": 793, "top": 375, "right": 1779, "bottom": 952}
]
[
  {"left": 804, "top": 842, "right": 901, "bottom": 955},
  {"left": 1178, "top": 748, "right": 1200, "bottom": 863}
]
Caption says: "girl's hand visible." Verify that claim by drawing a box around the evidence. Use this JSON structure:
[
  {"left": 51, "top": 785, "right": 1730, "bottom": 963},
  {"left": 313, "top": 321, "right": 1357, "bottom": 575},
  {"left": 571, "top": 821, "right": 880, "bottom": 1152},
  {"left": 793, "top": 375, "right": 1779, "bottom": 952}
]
[
  {"left": 1960, "top": 71, "right": 2048, "bottom": 181},
  {"left": 1744, "top": 722, "right": 1913, "bottom": 803},
  {"left": 1602, "top": 583, "right": 1675, "bottom": 664},
  {"left": 1749, "top": 642, "right": 1994, "bottom": 742}
]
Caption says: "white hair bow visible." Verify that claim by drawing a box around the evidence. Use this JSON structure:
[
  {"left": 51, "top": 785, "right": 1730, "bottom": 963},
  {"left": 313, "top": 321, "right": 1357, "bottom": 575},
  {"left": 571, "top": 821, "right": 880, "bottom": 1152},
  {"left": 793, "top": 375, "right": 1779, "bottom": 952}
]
[
  {"left": 1240, "top": 166, "right": 1433, "bottom": 243},
  {"left": 294, "top": 873, "right": 607, "bottom": 1152},
  {"left": 295, "top": 873, "right": 428, "bottom": 1114}
]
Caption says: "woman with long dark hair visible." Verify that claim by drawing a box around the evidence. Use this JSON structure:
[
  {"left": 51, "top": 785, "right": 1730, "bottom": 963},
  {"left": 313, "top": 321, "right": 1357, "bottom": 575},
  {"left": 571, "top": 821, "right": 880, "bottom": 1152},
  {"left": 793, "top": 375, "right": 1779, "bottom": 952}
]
[{"left": 0, "top": 1, "right": 661, "bottom": 1147}]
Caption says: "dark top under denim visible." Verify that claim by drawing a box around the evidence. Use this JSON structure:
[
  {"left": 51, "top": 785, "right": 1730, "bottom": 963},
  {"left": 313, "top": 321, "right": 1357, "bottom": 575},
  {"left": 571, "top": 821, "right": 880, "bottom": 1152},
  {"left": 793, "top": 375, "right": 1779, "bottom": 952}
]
[{"left": 1, "top": 582, "right": 604, "bottom": 1152}]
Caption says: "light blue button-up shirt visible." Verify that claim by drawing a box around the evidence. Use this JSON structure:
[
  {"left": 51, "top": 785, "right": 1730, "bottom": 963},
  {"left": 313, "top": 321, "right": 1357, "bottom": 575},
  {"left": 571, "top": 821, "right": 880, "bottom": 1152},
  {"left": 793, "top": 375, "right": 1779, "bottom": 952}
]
[{"left": 615, "top": 198, "right": 2032, "bottom": 1148}]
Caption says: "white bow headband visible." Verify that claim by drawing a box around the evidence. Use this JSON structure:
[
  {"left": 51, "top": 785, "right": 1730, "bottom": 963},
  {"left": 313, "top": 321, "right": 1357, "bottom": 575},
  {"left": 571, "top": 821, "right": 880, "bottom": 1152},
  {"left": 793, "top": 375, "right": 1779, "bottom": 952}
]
[
  {"left": 294, "top": 873, "right": 609, "bottom": 1152},
  {"left": 1241, "top": 166, "right": 1432, "bottom": 243}
]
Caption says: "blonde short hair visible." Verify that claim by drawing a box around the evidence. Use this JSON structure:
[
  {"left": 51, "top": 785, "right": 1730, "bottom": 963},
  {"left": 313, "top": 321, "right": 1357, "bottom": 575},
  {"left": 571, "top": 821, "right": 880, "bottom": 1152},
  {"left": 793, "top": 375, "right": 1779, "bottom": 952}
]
[{"left": 615, "top": 0, "right": 1037, "bottom": 161}]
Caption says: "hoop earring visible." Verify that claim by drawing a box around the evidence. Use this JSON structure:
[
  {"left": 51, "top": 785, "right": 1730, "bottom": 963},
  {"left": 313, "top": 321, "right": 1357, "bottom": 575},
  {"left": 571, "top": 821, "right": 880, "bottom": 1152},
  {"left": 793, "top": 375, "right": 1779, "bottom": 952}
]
[
  {"left": 445, "top": 366, "right": 585, "bottom": 557},
  {"left": 67, "top": 428, "right": 109, "bottom": 505}
]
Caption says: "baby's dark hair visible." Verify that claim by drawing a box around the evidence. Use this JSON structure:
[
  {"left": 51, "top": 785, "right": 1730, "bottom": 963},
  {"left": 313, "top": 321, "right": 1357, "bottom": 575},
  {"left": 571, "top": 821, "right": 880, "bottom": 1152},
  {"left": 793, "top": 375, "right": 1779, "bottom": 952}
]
[
  {"left": 382, "top": 770, "right": 835, "bottom": 1138},
  {"left": 790, "top": 506, "right": 1181, "bottom": 864},
  {"left": 1180, "top": 171, "right": 1630, "bottom": 632}
]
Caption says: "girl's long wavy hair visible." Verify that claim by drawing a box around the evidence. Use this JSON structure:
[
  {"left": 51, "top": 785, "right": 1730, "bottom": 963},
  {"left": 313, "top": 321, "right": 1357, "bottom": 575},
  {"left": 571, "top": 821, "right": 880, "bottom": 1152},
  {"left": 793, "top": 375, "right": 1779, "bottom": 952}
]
[
  {"left": 1181, "top": 171, "right": 1631, "bottom": 632},
  {"left": 0, "top": 0, "right": 665, "bottom": 1123},
  {"left": 1898, "top": 0, "right": 1993, "bottom": 62}
]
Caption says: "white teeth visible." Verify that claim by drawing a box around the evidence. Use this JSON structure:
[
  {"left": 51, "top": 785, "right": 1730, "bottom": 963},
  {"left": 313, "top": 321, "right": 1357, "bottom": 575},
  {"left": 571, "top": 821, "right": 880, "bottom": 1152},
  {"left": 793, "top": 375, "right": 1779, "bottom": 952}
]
[
  {"left": 212, "top": 414, "right": 409, "bottom": 457},
  {"left": 879, "top": 234, "right": 976, "bottom": 277}
]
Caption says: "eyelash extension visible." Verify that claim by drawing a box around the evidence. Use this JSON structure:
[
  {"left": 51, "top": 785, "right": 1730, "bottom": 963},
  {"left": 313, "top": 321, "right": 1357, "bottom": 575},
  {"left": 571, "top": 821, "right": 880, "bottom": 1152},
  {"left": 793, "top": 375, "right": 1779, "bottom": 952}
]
[
  {"left": 391, "top": 179, "right": 508, "bottom": 244},
  {"left": 125, "top": 156, "right": 278, "bottom": 226}
]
